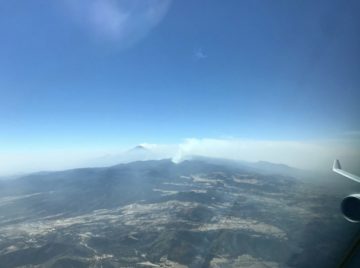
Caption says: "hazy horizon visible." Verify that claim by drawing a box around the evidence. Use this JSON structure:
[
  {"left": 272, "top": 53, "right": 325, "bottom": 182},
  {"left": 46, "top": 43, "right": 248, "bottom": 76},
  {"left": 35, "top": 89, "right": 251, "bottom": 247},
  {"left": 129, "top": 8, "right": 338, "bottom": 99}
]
[{"left": 1, "top": 135, "right": 359, "bottom": 177}]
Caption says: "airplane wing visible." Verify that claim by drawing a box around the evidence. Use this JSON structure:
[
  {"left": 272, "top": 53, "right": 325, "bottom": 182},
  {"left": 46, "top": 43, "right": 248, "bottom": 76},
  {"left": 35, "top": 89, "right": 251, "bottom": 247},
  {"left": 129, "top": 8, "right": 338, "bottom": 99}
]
[{"left": 333, "top": 159, "right": 360, "bottom": 183}]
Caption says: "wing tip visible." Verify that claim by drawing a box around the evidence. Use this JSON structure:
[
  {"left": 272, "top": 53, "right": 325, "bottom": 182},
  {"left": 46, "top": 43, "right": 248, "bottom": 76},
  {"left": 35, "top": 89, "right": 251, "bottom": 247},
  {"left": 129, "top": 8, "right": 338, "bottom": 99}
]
[
  {"left": 332, "top": 160, "right": 360, "bottom": 183},
  {"left": 333, "top": 159, "right": 342, "bottom": 171}
]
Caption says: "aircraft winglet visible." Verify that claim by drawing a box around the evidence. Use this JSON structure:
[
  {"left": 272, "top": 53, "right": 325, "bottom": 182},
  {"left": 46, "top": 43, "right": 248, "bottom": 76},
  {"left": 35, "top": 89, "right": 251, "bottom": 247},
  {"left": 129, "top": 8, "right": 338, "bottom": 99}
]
[
  {"left": 333, "top": 159, "right": 341, "bottom": 170},
  {"left": 333, "top": 159, "right": 360, "bottom": 183}
]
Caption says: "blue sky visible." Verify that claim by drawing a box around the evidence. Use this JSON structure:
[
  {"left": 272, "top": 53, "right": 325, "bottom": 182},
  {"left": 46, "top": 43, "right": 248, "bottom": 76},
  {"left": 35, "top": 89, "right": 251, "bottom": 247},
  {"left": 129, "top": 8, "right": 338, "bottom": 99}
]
[{"left": 0, "top": 0, "right": 359, "bottom": 174}]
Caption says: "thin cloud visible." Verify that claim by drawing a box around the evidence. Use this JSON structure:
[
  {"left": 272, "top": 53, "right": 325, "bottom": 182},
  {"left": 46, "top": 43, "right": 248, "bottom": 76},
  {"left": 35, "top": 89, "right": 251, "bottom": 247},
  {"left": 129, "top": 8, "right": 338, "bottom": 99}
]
[
  {"left": 89, "top": 0, "right": 130, "bottom": 38},
  {"left": 65, "top": 0, "right": 171, "bottom": 45},
  {"left": 194, "top": 48, "right": 207, "bottom": 60}
]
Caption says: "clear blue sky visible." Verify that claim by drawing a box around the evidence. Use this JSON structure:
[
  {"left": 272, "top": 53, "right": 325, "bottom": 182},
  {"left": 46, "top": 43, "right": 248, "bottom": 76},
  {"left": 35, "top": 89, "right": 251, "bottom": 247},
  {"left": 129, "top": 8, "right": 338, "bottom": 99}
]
[{"left": 1, "top": 0, "right": 359, "bottom": 151}]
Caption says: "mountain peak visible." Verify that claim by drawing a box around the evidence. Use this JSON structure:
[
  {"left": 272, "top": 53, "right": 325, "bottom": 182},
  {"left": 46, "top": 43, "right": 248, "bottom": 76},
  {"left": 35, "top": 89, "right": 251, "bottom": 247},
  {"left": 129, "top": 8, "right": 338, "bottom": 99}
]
[{"left": 129, "top": 145, "right": 150, "bottom": 152}]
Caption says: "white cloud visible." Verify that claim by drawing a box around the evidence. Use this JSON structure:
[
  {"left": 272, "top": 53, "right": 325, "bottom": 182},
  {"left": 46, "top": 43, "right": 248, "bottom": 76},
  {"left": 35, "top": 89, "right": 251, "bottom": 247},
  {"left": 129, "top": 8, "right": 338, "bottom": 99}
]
[{"left": 65, "top": 0, "right": 171, "bottom": 45}]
